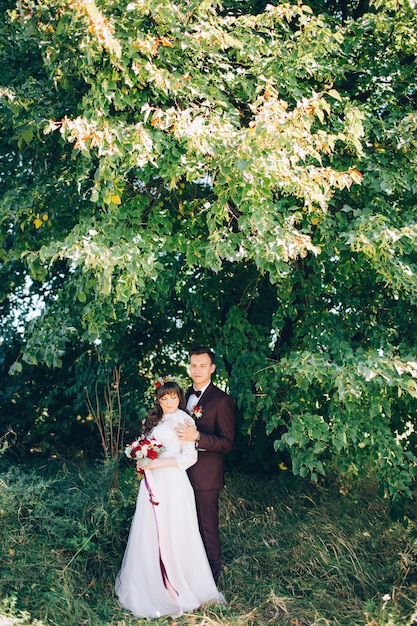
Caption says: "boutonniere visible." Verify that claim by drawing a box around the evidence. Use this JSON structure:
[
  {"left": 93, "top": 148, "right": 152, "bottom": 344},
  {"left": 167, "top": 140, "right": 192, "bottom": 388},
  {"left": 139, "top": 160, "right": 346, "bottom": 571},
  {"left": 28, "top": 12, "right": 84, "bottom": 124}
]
[{"left": 191, "top": 405, "right": 203, "bottom": 419}]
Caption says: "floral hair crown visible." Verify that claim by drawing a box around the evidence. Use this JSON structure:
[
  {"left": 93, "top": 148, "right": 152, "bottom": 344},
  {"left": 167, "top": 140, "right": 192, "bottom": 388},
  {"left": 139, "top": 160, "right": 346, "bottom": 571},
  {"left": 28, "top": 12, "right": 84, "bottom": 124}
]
[
  {"left": 154, "top": 375, "right": 176, "bottom": 389},
  {"left": 154, "top": 374, "right": 188, "bottom": 390}
]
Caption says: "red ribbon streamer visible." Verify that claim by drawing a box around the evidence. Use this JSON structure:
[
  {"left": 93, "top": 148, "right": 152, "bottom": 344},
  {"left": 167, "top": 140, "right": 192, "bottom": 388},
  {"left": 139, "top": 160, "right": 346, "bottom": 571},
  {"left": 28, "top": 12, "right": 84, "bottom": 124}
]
[{"left": 143, "top": 471, "right": 179, "bottom": 598}]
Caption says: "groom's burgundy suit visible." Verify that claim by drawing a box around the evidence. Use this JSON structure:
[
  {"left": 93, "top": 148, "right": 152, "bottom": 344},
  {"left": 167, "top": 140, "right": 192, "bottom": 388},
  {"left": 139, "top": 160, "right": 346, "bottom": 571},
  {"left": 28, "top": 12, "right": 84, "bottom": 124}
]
[{"left": 186, "top": 382, "right": 235, "bottom": 582}]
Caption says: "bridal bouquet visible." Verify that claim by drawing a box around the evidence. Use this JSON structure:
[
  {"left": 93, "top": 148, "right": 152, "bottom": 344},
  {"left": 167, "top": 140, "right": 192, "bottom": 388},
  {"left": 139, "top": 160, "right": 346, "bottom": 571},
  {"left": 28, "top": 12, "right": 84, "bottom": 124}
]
[{"left": 124, "top": 437, "right": 166, "bottom": 473}]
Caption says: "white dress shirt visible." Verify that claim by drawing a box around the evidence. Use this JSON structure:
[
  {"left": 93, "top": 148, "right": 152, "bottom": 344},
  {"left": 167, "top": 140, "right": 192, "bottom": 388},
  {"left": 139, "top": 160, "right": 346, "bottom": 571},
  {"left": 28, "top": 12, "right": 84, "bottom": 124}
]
[{"left": 186, "top": 383, "right": 209, "bottom": 412}]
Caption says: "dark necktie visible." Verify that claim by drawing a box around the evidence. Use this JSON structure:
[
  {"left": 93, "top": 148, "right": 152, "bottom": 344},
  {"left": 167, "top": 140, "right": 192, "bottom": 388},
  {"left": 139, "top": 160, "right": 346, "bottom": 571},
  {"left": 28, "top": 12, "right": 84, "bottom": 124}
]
[{"left": 193, "top": 389, "right": 202, "bottom": 398}]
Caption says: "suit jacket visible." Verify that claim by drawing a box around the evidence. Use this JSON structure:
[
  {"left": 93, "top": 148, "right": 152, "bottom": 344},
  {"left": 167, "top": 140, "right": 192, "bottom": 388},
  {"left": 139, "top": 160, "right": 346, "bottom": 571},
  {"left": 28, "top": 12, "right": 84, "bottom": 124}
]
[{"left": 186, "top": 382, "right": 235, "bottom": 491}]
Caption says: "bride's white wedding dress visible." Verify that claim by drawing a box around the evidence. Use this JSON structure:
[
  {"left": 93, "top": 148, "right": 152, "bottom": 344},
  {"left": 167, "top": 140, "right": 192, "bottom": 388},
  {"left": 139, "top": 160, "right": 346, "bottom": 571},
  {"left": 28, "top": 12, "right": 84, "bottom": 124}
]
[{"left": 115, "top": 409, "right": 225, "bottom": 619}]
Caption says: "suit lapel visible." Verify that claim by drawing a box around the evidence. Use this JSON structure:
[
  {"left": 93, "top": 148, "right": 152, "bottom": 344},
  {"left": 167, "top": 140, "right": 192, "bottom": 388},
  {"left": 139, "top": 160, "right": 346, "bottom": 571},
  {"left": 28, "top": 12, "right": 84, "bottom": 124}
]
[{"left": 198, "top": 382, "right": 215, "bottom": 406}]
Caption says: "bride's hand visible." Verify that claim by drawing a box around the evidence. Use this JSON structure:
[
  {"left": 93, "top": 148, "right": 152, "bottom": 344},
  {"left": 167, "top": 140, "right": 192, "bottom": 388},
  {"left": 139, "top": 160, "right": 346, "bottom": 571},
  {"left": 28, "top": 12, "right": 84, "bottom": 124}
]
[
  {"left": 137, "top": 459, "right": 158, "bottom": 471},
  {"left": 136, "top": 459, "right": 149, "bottom": 472}
]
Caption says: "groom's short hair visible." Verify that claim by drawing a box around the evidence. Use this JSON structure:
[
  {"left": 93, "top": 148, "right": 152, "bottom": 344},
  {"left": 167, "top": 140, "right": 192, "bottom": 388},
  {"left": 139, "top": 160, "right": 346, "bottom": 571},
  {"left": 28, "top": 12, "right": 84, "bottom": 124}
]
[{"left": 189, "top": 346, "right": 215, "bottom": 365}]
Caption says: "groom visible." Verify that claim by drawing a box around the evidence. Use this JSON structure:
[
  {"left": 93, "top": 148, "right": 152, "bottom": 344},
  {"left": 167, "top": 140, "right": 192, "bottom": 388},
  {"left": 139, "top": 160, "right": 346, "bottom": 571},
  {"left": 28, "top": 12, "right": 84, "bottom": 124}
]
[{"left": 176, "top": 346, "right": 235, "bottom": 582}]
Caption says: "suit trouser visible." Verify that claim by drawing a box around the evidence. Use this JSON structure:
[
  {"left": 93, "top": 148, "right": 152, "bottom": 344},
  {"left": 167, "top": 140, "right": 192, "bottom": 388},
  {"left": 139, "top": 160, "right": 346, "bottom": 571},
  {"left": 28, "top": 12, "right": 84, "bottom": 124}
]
[{"left": 194, "top": 489, "right": 221, "bottom": 582}]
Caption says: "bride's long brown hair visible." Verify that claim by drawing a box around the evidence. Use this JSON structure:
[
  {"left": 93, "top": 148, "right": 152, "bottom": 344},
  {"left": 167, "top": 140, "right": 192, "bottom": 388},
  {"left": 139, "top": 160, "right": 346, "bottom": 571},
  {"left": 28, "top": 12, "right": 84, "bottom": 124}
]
[{"left": 141, "top": 381, "right": 187, "bottom": 437}]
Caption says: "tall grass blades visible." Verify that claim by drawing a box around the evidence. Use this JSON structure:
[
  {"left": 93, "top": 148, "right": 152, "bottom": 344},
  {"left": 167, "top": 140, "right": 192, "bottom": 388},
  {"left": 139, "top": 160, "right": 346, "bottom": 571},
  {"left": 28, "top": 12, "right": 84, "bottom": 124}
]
[{"left": 0, "top": 464, "right": 416, "bottom": 625}]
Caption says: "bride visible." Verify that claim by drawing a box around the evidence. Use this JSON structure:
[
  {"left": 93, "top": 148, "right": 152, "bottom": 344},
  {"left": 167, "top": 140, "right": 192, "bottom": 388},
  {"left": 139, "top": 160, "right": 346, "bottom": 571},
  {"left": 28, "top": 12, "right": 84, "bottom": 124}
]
[{"left": 115, "top": 379, "right": 225, "bottom": 619}]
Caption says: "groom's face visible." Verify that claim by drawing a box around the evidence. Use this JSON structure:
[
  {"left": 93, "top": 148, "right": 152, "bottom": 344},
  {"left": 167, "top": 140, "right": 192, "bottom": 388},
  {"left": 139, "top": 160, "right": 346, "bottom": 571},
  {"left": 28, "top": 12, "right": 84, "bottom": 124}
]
[{"left": 189, "top": 353, "right": 216, "bottom": 389}]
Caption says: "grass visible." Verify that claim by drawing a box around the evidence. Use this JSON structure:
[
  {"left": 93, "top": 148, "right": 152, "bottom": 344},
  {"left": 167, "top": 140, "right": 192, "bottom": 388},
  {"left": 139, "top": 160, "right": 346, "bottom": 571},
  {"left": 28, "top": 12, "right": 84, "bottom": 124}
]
[{"left": 0, "top": 461, "right": 417, "bottom": 625}]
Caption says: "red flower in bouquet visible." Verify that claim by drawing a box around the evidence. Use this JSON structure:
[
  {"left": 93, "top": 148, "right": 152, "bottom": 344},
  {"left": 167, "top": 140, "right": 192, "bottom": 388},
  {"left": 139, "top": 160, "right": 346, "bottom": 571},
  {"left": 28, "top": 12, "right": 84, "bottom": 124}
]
[{"left": 124, "top": 437, "right": 166, "bottom": 473}]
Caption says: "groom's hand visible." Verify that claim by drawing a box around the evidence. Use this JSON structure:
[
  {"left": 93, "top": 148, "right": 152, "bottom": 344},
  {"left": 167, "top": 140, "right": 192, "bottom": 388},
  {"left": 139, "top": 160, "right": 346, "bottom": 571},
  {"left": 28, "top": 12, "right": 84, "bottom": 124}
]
[{"left": 176, "top": 422, "right": 199, "bottom": 443}]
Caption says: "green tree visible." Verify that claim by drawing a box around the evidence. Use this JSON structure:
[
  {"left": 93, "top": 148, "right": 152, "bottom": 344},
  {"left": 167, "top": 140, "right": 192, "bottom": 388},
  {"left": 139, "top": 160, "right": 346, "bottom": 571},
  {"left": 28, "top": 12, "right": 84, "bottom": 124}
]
[{"left": 1, "top": 0, "right": 417, "bottom": 496}]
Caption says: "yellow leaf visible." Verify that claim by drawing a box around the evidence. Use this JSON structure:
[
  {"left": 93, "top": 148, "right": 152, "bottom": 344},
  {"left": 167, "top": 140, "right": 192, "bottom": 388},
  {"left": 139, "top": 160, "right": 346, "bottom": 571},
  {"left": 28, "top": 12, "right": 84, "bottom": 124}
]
[
  {"left": 159, "top": 37, "right": 173, "bottom": 47},
  {"left": 327, "top": 88, "right": 342, "bottom": 101},
  {"left": 349, "top": 169, "right": 363, "bottom": 184},
  {"left": 111, "top": 195, "right": 121, "bottom": 204}
]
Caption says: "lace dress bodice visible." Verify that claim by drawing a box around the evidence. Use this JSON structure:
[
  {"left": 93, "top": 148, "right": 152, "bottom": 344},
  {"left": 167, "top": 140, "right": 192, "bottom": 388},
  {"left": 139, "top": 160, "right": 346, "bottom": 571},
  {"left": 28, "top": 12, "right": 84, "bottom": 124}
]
[{"left": 151, "top": 409, "right": 197, "bottom": 471}]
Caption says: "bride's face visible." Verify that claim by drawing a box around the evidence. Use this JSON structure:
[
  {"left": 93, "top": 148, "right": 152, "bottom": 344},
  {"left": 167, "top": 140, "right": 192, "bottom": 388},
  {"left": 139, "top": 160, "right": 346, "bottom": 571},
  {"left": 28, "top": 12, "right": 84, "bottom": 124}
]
[{"left": 159, "top": 391, "right": 180, "bottom": 414}]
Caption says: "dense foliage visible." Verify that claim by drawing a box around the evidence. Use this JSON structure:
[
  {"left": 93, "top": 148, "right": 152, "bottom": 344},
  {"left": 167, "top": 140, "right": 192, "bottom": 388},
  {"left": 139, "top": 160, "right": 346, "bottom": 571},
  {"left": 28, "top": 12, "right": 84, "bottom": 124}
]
[{"left": 1, "top": 0, "right": 417, "bottom": 496}]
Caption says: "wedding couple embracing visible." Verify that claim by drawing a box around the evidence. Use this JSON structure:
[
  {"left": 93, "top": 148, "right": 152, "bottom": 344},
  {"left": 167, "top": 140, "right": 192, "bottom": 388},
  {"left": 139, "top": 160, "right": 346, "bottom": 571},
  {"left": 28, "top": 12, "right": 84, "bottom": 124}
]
[{"left": 115, "top": 346, "right": 236, "bottom": 619}]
